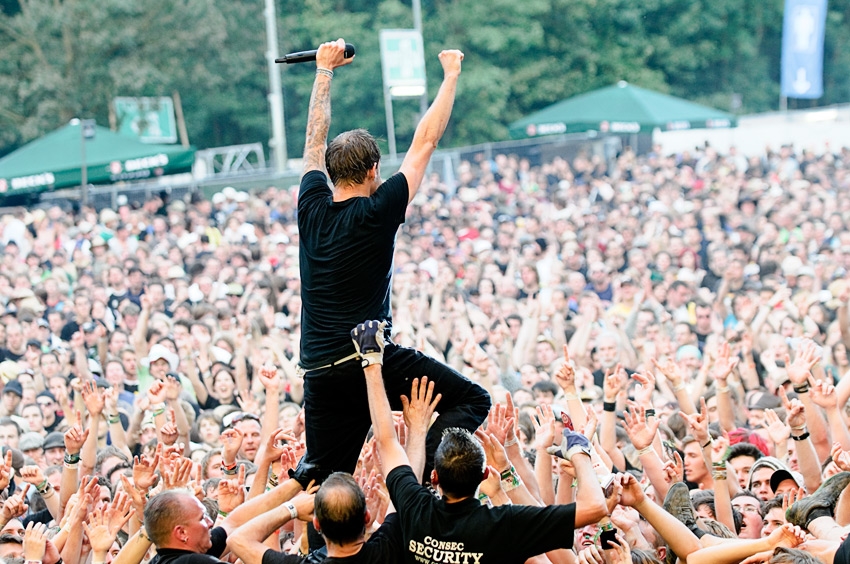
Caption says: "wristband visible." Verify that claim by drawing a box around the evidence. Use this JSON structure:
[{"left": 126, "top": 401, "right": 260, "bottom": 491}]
[
  {"left": 107, "top": 413, "right": 121, "bottom": 424},
  {"left": 672, "top": 383, "right": 686, "bottom": 392},
  {"left": 64, "top": 452, "right": 80, "bottom": 465},
  {"left": 603, "top": 401, "right": 616, "bottom": 412},
  {"left": 316, "top": 68, "right": 334, "bottom": 79},
  {"left": 27, "top": 560, "right": 43, "bottom": 564},
  {"left": 645, "top": 409, "right": 656, "bottom": 418},
  {"left": 717, "top": 386, "right": 730, "bottom": 393},
  {"left": 793, "top": 383, "right": 809, "bottom": 394},
  {"left": 218, "top": 509, "right": 228, "bottom": 518},
  {"left": 702, "top": 439, "right": 713, "bottom": 449},
  {"left": 562, "top": 394, "right": 580, "bottom": 401},
  {"left": 636, "top": 445, "right": 654, "bottom": 456},
  {"left": 500, "top": 465, "right": 522, "bottom": 492},
  {"left": 712, "top": 471, "right": 727, "bottom": 481},
  {"left": 36, "top": 479, "right": 49, "bottom": 493},
  {"left": 222, "top": 463, "right": 238, "bottom": 476},
  {"left": 284, "top": 501, "right": 298, "bottom": 520},
  {"left": 503, "top": 436, "right": 518, "bottom": 447},
  {"left": 791, "top": 431, "right": 810, "bottom": 441}
]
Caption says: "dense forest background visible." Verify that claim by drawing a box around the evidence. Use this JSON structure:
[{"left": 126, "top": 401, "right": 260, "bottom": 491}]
[{"left": 1, "top": 0, "right": 849, "bottom": 158}]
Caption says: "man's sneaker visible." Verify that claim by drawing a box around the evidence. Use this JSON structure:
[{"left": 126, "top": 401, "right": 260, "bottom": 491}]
[
  {"left": 663, "top": 482, "right": 703, "bottom": 564},
  {"left": 351, "top": 320, "right": 387, "bottom": 366},
  {"left": 786, "top": 471, "right": 850, "bottom": 529},
  {"left": 663, "top": 482, "right": 698, "bottom": 530}
]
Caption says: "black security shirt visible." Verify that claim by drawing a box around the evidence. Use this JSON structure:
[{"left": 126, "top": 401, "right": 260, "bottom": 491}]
[
  {"left": 262, "top": 514, "right": 403, "bottom": 564},
  {"left": 298, "top": 170, "right": 408, "bottom": 368},
  {"left": 386, "top": 465, "right": 576, "bottom": 564},
  {"left": 153, "top": 527, "right": 228, "bottom": 564}
]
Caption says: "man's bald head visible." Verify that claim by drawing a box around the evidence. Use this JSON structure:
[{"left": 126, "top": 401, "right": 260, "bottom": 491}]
[
  {"left": 144, "top": 491, "right": 193, "bottom": 547},
  {"left": 314, "top": 472, "right": 367, "bottom": 545}
]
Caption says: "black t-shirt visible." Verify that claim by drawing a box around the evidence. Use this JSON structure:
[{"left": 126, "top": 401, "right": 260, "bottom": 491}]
[
  {"left": 386, "top": 465, "right": 576, "bottom": 564},
  {"left": 262, "top": 514, "right": 403, "bottom": 564},
  {"left": 835, "top": 536, "right": 850, "bottom": 564},
  {"left": 153, "top": 527, "right": 228, "bottom": 564},
  {"left": 297, "top": 170, "right": 408, "bottom": 368},
  {"left": 22, "top": 508, "right": 52, "bottom": 527}
]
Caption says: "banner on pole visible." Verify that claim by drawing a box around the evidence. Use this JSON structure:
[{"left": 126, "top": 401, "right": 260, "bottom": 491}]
[{"left": 781, "top": 0, "right": 827, "bottom": 99}]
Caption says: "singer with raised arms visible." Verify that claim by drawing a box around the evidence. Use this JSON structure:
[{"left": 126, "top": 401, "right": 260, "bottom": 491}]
[{"left": 290, "top": 38, "right": 491, "bottom": 488}]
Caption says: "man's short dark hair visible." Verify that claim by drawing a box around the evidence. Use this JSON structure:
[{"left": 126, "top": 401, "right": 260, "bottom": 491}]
[
  {"left": 761, "top": 495, "right": 784, "bottom": 515},
  {"left": 325, "top": 129, "right": 381, "bottom": 186},
  {"left": 434, "top": 428, "right": 485, "bottom": 499},
  {"left": 144, "top": 491, "right": 188, "bottom": 547},
  {"left": 314, "top": 472, "right": 366, "bottom": 545},
  {"left": 0, "top": 418, "right": 21, "bottom": 436},
  {"left": 531, "top": 381, "right": 559, "bottom": 396},
  {"left": 726, "top": 442, "right": 764, "bottom": 463}
]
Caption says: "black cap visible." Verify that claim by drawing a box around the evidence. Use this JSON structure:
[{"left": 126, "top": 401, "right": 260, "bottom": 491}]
[
  {"left": 26, "top": 339, "right": 41, "bottom": 350},
  {"left": 3, "top": 380, "right": 22, "bottom": 398},
  {"left": 770, "top": 469, "right": 804, "bottom": 492},
  {"left": 36, "top": 390, "right": 56, "bottom": 402}
]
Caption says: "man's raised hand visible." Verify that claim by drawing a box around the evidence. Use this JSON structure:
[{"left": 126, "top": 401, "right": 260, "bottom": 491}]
[
  {"left": 401, "top": 377, "right": 441, "bottom": 434},
  {"left": 315, "top": 38, "right": 354, "bottom": 71},
  {"left": 438, "top": 50, "right": 464, "bottom": 78}
]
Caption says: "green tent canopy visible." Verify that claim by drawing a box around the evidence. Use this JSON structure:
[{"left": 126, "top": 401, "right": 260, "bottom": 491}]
[
  {"left": 0, "top": 120, "right": 195, "bottom": 195},
  {"left": 509, "top": 81, "right": 737, "bottom": 139}
]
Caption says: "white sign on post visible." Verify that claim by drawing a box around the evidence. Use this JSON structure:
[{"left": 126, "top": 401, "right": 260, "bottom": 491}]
[{"left": 380, "top": 30, "right": 427, "bottom": 98}]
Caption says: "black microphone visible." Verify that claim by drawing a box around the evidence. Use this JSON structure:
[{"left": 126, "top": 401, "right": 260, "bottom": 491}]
[{"left": 275, "top": 43, "right": 356, "bottom": 64}]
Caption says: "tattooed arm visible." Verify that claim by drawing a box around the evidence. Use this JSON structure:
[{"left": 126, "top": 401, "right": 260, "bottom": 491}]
[{"left": 302, "top": 38, "right": 354, "bottom": 176}]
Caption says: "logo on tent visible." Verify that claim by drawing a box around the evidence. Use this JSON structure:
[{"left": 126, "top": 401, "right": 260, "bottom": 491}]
[{"left": 10, "top": 172, "right": 55, "bottom": 190}]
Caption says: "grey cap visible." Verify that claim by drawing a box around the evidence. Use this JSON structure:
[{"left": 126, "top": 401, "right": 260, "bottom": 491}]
[
  {"left": 43, "top": 432, "right": 65, "bottom": 451},
  {"left": 19, "top": 432, "right": 44, "bottom": 452}
]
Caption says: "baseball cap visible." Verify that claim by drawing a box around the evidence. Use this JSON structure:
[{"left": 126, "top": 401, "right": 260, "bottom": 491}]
[
  {"left": 3, "top": 380, "right": 23, "bottom": 398},
  {"left": 770, "top": 469, "right": 805, "bottom": 493},
  {"left": 143, "top": 344, "right": 179, "bottom": 372}
]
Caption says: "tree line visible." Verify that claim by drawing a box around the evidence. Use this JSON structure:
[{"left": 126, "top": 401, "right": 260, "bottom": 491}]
[{"left": 1, "top": 0, "right": 849, "bottom": 159}]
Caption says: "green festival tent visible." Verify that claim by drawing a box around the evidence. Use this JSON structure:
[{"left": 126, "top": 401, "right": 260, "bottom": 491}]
[
  {"left": 509, "top": 81, "right": 737, "bottom": 139},
  {"left": 0, "top": 120, "right": 195, "bottom": 196}
]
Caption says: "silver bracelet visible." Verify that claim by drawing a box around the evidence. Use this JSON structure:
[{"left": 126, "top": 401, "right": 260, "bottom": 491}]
[
  {"left": 316, "top": 68, "right": 334, "bottom": 79},
  {"left": 504, "top": 436, "right": 518, "bottom": 447}
]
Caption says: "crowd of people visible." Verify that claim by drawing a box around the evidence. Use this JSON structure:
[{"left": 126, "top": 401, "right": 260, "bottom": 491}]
[{"left": 0, "top": 135, "right": 845, "bottom": 564}]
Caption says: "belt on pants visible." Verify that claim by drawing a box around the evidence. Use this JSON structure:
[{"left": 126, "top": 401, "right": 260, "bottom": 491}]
[{"left": 297, "top": 352, "right": 361, "bottom": 376}]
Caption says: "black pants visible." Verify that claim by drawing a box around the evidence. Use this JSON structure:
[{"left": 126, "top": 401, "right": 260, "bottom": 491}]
[{"left": 293, "top": 342, "right": 491, "bottom": 486}]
